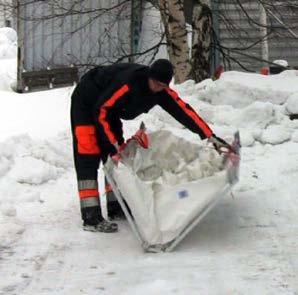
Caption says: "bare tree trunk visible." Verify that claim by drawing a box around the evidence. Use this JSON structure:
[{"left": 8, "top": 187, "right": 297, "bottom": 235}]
[
  {"left": 259, "top": 3, "right": 269, "bottom": 66},
  {"left": 191, "top": 0, "right": 212, "bottom": 82},
  {"left": 159, "top": 0, "right": 191, "bottom": 84}
]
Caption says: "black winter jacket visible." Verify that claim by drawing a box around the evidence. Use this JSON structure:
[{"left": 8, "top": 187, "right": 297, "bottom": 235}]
[{"left": 74, "top": 63, "right": 213, "bottom": 155}]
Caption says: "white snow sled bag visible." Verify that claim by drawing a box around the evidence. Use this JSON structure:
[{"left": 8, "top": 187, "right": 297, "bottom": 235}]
[{"left": 104, "top": 128, "right": 241, "bottom": 252}]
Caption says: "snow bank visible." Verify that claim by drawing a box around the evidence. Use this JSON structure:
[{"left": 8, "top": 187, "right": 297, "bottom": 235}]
[
  {"left": 9, "top": 156, "right": 61, "bottom": 185},
  {"left": 0, "top": 133, "right": 72, "bottom": 181},
  {"left": 178, "top": 70, "right": 298, "bottom": 108},
  {"left": 0, "top": 132, "right": 73, "bottom": 247},
  {"left": 0, "top": 87, "right": 73, "bottom": 141},
  {"left": 0, "top": 133, "right": 72, "bottom": 204},
  {"left": 160, "top": 72, "right": 297, "bottom": 147}
]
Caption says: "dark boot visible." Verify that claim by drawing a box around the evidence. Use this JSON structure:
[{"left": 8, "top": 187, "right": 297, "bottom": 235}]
[
  {"left": 107, "top": 200, "right": 125, "bottom": 220},
  {"left": 82, "top": 205, "right": 118, "bottom": 233}
]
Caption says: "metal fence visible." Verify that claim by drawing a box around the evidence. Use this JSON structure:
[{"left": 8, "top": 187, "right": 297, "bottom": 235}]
[
  {"left": 13, "top": 0, "right": 298, "bottom": 91},
  {"left": 15, "top": 0, "right": 134, "bottom": 91},
  {"left": 218, "top": 1, "right": 298, "bottom": 72}
]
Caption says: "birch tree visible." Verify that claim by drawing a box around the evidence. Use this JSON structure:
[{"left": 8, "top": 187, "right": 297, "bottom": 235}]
[
  {"left": 157, "top": 0, "right": 213, "bottom": 83},
  {"left": 159, "top": 0, "right": 191, "bottom": 83},
  {"left": 191, "top": 0, "right": 212, "bottom": 82}
]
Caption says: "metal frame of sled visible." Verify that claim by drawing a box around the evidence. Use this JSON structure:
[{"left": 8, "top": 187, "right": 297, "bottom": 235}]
[{"left": 104, "top": 132, "right": 241, "bottom": 253}]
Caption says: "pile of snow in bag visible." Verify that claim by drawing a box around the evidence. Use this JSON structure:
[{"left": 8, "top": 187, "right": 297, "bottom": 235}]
[{"left": 107, "top": 130, "right": 230, "bottom": 246}]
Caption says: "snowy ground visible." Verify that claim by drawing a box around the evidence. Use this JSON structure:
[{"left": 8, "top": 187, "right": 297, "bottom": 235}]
[{"left": 1, "top": 28, "right": 298, "bottom": 295}]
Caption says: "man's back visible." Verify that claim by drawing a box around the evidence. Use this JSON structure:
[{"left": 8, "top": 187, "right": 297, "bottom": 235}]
[{"left": 82, "top": 63, "right": 147, "bottom": 91}]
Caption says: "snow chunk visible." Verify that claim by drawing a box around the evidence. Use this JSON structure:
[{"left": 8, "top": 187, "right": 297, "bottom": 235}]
[
  {"left": 257, "top": 125, "right": 291, "bottom": 145},
  {"left": 215, "top": 102, "right": 275, "bottom": 129},
  {"left": 239, "top": 130, "right": 255, "bottom": 147},
  {"left": 175, "top": 79, "right": 196, "bottom": 97},
  {"left": 233, "top": 102, "right": 275, "bottom": 128},
  {"left": 194, "top": 78, "right": 214, "bottom": 92},
  {"left": 285, "top": 93, "right": 298, "bottom": 114},
  {"left": 273, "top": 59, "right": 288, "bottom": 68},
  {"left": 291, "top": 131, "right": 298, "bottom": 142},
  {"left": 8, "top": 156, "right": 60, "bottom": 184}
]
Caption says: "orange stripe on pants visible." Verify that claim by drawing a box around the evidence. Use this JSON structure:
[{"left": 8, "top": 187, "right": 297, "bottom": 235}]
[
  {"left": 75, "top": 125, "right": 101, "bottom": 155},
  {"left": 79, "top": 189, "right": 99, "bottom": 199}
]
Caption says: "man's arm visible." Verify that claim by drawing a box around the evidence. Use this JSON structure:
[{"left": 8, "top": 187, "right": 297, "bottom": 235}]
[
  {"left": 158, "top": 87, "right": 213, "bottom": 140},
  {"left": 94, "top": 84, "right": 130, "bottom": 154}
]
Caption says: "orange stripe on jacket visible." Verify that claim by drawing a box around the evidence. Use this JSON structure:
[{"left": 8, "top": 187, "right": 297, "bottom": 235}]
[
  {"left": 98, "top": 84, "right": 130, "bottom": 145},
  {"left": 79, "top": 189, "right": 99, "bottom": 199},
  {"left": 166, "top": 88, "right": 213, "bottom": 138}
]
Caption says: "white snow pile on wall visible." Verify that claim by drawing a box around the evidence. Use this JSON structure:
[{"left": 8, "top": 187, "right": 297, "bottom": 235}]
[
  {"left": 172, "top": 70, "right": 298, "bottom": 108},
  {"left": 0, "top": 27, "right": 17, "bottom": 91},
  {"left": 0, "top": 27, "right": 17, "bottom": 59}
]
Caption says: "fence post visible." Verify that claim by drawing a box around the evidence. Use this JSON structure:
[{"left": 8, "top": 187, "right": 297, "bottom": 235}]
[
  {"left": 211, "top": 0, "right": 220, "bottom": 75},
  {"left": 259, "top": 3, "right": 269, "bottom": 66},
  {"left": 15, "top": 0, "right": 24, "bottom": 92}
]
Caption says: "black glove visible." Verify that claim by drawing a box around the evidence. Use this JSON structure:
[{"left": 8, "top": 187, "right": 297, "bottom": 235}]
[
  {"left": 101, "top": 144, "right": 118, "bottom": 164},
  {"left": 208, "top": 135, "right": 231, "bottom": 153}
]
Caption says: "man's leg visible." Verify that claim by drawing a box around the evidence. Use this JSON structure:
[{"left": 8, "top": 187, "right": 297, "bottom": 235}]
[
  {"left": 105, "top": 178, "right": 125, "bottom": 219},
  {"left": 71, "top": 91, "right": 117, "bottom": 232}
]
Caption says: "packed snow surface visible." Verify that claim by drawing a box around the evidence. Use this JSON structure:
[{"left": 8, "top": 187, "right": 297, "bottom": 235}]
[{"left": 0, "top": 28, "right": 298, "bottom": 294}]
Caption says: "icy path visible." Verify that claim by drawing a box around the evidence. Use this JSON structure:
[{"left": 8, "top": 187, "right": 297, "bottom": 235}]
[{"left": 1, "top": 140, "right": 298, "bottom": 295}]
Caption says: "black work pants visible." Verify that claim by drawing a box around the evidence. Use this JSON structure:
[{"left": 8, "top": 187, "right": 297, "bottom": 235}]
[{"left": 70, "top": 78, "right": 103, "bottom": 225}]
